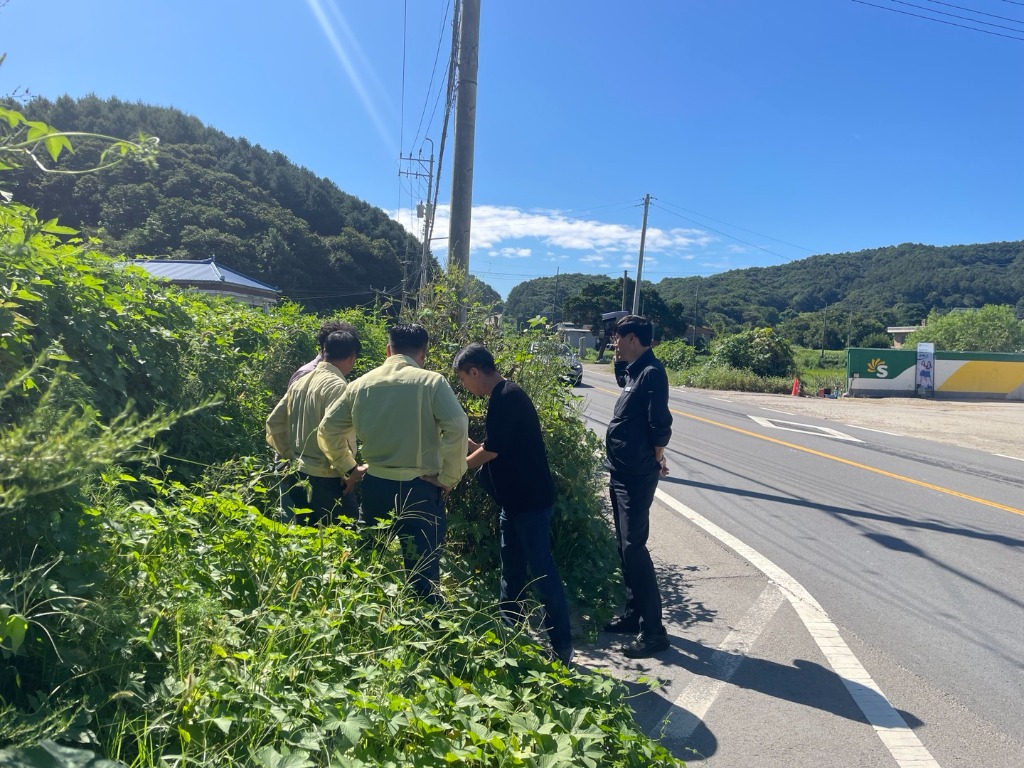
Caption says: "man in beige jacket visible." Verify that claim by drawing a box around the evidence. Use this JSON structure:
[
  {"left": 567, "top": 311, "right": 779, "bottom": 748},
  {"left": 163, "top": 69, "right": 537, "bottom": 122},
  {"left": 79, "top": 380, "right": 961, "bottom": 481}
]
[
  {"left": 266, "top": 331, "right": 360, "bottom": 525},
  {"left": 318, "top": 324, "right": 468, "bottom": 603}
]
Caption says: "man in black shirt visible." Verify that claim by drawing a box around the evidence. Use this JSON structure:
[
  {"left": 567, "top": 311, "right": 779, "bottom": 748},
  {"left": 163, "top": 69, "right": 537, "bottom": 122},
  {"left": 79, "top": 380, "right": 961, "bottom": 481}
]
[
  {"left": 454, "top": 343, "right": 573, "bottom": 665},
  {"left": 603, "top": 315, "right": 673, "bottom": 658}
]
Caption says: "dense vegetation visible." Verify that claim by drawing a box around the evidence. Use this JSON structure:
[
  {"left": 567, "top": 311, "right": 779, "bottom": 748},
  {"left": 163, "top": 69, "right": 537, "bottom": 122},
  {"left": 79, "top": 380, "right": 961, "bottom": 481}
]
[
  {"left": 1, "top": 109, "right": 681, "bottom": 766},
  {"left": 503, "top": 274, "right": 688, "bottom": 340},
  {"left": 655, "top": 242, "right": 1024, "bottom": 345},
  {"left": 6, "top": 95, "right": 507, "bottom": 315},
  {"left": 503, "top": 242, "right": 1024, "bottom": 350},
  {"left": 905, "top": 304, "right": 1024, "bottom": 353}
]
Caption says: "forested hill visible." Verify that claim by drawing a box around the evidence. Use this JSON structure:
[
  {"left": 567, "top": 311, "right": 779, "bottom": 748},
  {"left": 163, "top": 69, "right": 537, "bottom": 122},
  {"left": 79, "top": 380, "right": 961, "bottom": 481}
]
[
  {"left": 8, "top": 95, "right": 495, "bottom": 313},
  {"left": 655, "top": 241, "right": 1024, "bottom": 344}
]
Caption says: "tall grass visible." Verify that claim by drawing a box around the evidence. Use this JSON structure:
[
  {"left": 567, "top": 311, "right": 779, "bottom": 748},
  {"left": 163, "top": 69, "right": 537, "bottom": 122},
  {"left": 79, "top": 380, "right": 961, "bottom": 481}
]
[{"left": 1, "top": 461, "right": 682, "bottom": 766}]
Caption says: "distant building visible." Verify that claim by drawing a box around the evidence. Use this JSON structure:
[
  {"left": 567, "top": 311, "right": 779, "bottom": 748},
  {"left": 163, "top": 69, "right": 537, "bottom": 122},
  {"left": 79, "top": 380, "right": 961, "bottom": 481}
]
[
  {"left": 554, "top": 322, "right": 593, "bottom": 350},
  {"left": 127, "top": 257, "right": 279, "bottom": 310},
  {"left": 887, "top": 325, "right": 922, "bottom": 349},
  {"left": 687, "top": 325, "right": 715, "bottom": 345}
]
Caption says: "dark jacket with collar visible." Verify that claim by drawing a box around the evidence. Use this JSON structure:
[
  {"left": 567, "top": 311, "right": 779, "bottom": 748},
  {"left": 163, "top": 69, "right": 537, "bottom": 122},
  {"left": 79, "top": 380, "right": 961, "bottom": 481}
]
[{"left": 605, "top": 348, "right": 673, "bottom": 475}]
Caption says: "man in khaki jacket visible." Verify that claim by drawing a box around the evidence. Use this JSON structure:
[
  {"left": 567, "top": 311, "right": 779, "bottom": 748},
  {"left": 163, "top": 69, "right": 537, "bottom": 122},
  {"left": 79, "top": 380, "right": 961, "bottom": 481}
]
[
  {"left": 318, "top": 324, "right": 468, "bottom": 603},
  {"left": 266, "top": 331, "right": 360, "bottom": 525}
]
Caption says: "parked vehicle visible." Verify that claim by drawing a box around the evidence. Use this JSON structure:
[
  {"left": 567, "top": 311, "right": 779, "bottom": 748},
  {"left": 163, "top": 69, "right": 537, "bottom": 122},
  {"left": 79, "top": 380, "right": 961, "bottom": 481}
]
[
  {"left": 529, "top": 341, "right": 583, "bottom": 386},
  {"left": 560, "top": 344, "right": 584, "bottom": 386}
]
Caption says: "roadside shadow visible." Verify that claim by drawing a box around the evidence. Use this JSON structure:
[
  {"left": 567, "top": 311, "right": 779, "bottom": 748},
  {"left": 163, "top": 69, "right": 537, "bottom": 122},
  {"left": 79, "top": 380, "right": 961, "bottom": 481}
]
[
  {"left": 577, "top": 633, "right": 925, "bottom": 763},
  {"left": 659, "top": 474, "right": 1024, "bottom": 550},
  {"left": 657, "top": 559, "right": 717, "bottom": 629}
]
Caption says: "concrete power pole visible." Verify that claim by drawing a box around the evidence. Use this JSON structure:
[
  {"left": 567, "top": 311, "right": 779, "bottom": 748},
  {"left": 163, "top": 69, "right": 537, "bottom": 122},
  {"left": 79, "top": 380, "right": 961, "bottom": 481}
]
[
  {"left": 398, "top": 144, "right": 435, "bottom": 304},
  {"left": 632, "top": 193, "right": 651, "bottom": 315},
  {"left": 621, "top": 270, "right": 628, "bottom": 311},
  {"left": 447, "top": 0, "right": 480, "bottom": 281}
]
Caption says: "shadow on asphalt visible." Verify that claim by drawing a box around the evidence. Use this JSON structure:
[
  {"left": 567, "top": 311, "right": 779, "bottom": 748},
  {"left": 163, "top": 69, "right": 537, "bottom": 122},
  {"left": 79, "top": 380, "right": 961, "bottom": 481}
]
[
  {"left": 576, "top": 630, "right": 925, "bottom": 763},
  {"left": 659, "top": 474, "right": 1024, "bottom": 550}
]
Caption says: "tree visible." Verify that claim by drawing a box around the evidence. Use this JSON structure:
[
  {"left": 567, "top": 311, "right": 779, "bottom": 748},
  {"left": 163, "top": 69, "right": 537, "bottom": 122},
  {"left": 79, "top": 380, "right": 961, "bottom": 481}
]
[
  {"left": 905, "top": 305, "right": 1024, "bottom": 353},
  {"left": 711, "top": 328, "right": 796, "bottom": 378}
]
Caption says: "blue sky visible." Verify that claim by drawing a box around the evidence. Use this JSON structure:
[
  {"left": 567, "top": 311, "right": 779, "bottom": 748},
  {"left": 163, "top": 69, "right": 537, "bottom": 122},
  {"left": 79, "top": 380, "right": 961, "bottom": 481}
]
[{"left": 2, "top": 0, "right": 1022, "bottom": 298}]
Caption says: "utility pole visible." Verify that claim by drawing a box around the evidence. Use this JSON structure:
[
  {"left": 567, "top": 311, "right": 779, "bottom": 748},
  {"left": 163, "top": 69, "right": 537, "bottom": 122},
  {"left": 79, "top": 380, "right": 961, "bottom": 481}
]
[
  {"left": 632, "top": 193, "right": 650, "bottom": 315},
  {"left": 448, "top": 0, "right": 480, "bottom": 283},
  {"left": 552, "top": 267, "right": 560, "bottom": 322},
  {"left": 820, "top": 303, "right": 829, "bottom": 360},
  {"left": 621, "top": 270, "right": 628, "bottom": 311},
  {"left": 398, "top": 143, "right": 434, "bottom": 303},
  {"left": 692, "top": 278, "right": 700, "bottom": 346}
]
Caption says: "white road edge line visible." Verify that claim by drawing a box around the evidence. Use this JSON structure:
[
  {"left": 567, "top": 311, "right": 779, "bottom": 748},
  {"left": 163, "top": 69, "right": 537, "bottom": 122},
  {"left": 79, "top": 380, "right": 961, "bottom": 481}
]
[
  {"left": 993, "top": 453, "right": 1024, "bottom": 462},
  {"left": 655, "top": 489, "right": 941, "bottom": 768},
  {"left": 845, "top": 425, "right": 905, "bottom": 437},
  {"left": 664, "top": 584, "right": 784, "bottom": 740}
]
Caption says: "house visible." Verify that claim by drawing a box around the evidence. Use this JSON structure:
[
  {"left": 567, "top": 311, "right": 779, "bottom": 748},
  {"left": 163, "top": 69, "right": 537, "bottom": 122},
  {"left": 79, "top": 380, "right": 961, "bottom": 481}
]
[
  {"left": 128, "top": 257, "right": 280, "bottom": 310},
  {"left": 886, "top": 326, "right": 921, "bottom": 349},
  {"left": 554, "top": 322, "right": 593, "bottom": 352},
  {"left": 686, "top": 324, "right": 715, "bottom": 345}
]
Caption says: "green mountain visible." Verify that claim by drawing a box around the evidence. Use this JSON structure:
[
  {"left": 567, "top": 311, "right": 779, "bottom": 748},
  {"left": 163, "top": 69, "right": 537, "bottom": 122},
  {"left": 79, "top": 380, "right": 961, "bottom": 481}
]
[
  {"left": 8, "top": 95, "right": 499, "bottom": 313},
  {"left": 655, "top": 241, "right": 1024, "bottom": 347}
]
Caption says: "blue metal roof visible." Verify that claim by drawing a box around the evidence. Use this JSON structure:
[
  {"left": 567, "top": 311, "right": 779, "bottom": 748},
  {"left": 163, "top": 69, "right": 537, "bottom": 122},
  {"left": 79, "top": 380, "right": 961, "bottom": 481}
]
[{"left": 128, "top": 258, "right": 279, "bottom": 293}]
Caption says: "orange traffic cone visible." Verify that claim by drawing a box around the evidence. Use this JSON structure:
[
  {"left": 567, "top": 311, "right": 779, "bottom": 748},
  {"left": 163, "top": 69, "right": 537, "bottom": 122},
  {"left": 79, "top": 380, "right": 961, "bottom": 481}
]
[{"left": 790, "top": 377, "right": 800, "bottom": 396}]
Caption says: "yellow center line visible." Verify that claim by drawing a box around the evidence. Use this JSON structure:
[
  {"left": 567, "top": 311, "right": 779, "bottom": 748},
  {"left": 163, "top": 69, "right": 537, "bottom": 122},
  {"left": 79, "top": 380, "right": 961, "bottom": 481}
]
[{"left": 591, "top": 384, "right": 1024, "bottom": 517}]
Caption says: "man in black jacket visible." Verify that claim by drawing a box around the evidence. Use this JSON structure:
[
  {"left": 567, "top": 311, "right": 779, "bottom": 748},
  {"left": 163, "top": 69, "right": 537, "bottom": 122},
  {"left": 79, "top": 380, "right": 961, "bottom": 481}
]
[
  {"left": 603, "top": 315, "right": 673, "bottom": 658},
  {"left": 454, "top": 343, "right": 574, "bottom": 665}
]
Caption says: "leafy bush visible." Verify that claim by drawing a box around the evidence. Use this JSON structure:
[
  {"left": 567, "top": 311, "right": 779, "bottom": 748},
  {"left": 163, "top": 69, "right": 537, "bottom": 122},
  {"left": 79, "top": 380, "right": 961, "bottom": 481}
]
[
  {"left": 710, "top": 328, "right": 796, "bottom": 378},
  {"left": 671, "top": 363, "right": 792, "bottom": 394},
  {"left": 3, "top": 458, "right": 681, "bottom": 766},
  {"left": 906, "top": 304, "right": 1024, "bottom": 353},
  {"left": 654, "top": 339, "right": 697, "bottom": 371}
]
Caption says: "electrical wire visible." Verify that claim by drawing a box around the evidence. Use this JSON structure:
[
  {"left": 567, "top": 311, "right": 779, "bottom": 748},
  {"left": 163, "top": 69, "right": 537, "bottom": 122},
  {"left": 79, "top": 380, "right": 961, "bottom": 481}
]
[
  {"left": 655, "top": 198, "right": 814, "bottom": 252},
  {"left": 923, "top": 0, "right": 1024, "bottom": 25},
  {"left": 851, "top": 0, "right": 1024, "bottom": 40},
  {"left": 887, "top": 0, "right": 1024, "bottom": 32},
  {"left": 650, "top": 202, "right": 793, "bottom": 262},
  {"left": 410, "top": 0, "right": 454, "bottom": 152},
  {"left": 423, "top": 0, "right": 460, "bottom": 275}
]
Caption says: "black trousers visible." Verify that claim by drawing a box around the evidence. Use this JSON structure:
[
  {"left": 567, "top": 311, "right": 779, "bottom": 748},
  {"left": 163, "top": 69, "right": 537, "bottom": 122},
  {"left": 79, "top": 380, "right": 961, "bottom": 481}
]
[
  {"left": 360, "top": 475, "right": 446, "bottom": 604},
  {"left": 285, "top": 472, "right": 358, "bottom": 526},
  {"left": 609, "top": 470, "right": 665, "bottom": 636}
]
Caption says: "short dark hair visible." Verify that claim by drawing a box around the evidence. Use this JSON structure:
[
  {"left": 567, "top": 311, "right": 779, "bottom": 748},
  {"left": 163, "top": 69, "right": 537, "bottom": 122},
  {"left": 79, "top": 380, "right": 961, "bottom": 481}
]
[
  {"left": 452, "top": 343, "right": 497, "bottom": 374},
  {"left": 317, "top": 320, "right": 357, "bottom": 350},
  {"left": 614, "top": 314, "right": 653, "bottom": 347},
  {"left": 388, "top": 323, "right": 429, "bottom": 355},
  {"left": 323, "top": 331, "right": 360, "bottom": 361}
]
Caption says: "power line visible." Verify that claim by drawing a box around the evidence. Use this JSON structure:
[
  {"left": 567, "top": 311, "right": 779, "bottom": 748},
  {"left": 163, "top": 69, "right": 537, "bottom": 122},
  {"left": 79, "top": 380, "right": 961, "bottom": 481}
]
[
  {"left": 923, "top": 0, "right": 1024, "bottom": 25},
  {"left": 410, "top": 0, "right": 453, "bottom": 152},
  {"left": 851, "top": 0, "right": 1024, "bottom": 40},
  {"left": 655, "top": 198, "right": 814, "bottom": 252},
  {"left": 650, "top": 202, "right": 794, "bottom": 262},
  {"left": 888, "top": 0, "right": 1024, "bottom": 31}
]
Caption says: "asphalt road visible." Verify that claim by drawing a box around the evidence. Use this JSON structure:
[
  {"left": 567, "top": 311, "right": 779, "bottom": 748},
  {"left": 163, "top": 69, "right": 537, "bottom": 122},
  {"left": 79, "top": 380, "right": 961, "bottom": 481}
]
[{"left": 574, "top": 368, "right": 1024, "bottom": 767}]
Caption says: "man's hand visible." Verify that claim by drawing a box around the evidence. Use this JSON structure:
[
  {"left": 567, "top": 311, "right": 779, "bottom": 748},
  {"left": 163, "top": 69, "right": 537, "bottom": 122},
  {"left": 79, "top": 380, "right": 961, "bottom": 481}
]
[
  {"left": 420, "top": 474, "right": 453, "bottom": 493},
  {"left": 343, "top": 464, "right": 367, "bottom": 495},
  {"left": 654, "top": 447, "right": 668, "bottom": 477},
  {"left": 468, "top": 438, "right": 482, "bottom": 452}
]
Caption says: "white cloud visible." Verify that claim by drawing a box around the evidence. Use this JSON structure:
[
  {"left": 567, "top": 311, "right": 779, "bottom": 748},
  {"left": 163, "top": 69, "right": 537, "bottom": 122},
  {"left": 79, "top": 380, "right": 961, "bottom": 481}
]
[
  {"left": 489, "top": 247, "right": 531, "bottom": 259},
  {"left": 391, "top": 203, "right": 712, "bottom": 257}
]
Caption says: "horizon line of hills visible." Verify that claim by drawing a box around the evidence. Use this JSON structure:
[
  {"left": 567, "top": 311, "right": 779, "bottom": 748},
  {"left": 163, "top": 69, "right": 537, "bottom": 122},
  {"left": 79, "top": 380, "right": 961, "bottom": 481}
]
[{"left": 7, "top": 95, "right": 1023, "bottom": 349}]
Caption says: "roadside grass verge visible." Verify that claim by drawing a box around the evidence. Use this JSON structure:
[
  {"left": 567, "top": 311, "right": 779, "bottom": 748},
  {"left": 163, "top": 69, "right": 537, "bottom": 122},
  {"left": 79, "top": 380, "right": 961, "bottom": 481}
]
[{"left": 2, "top": 459, "right": 683, "bottom": 767}]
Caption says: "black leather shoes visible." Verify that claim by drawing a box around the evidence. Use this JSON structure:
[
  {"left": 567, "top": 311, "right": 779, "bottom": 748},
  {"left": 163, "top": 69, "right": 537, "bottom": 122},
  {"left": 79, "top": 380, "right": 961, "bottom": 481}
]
[
  {"left": 620, "top": 632, "right": 670, "bottom": 659},
  {"left": 602, "top": 616, "right": 641, "bottom": 634}
]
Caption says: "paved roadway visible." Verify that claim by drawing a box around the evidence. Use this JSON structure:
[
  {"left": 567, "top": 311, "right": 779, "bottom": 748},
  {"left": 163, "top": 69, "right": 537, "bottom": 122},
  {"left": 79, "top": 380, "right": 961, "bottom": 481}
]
[{"left": 574, "top": 367, "right": 1024, "bottom": 767}]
